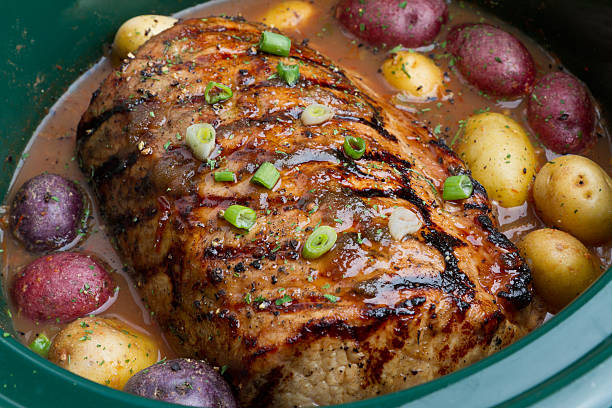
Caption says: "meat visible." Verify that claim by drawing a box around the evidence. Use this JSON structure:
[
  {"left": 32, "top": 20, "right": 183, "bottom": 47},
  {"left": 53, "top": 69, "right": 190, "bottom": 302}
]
[{"left": 77, "top": 17, "right": 545, "bottom": 407}]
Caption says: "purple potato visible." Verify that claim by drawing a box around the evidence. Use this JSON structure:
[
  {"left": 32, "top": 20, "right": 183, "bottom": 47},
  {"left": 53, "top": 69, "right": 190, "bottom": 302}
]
[
  {"left": 335, "top": 0, "right": 448, "bottom": 48},
  {"left": 124, "top": 358, "right": 237, "bottom": 408},
  {"left": 527, "top": 71, "right": 596, "bottom": 153},
  {"left": 10, "top": 173, "right": 86, "bottom": 252},
  {"left": 447, "top": 23, "right": 535, "bottom": 97},
  {"left": 11, "top": 252, "right": 115, "bottom": 323}
]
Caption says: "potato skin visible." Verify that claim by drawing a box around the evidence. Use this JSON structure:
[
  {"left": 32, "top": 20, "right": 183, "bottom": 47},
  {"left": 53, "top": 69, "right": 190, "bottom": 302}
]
[
  {"left": 533, "top": 155, "right": 612, "bottom": 244},
  {"left": 527, "top": 72, "right": 596, "bottom": 154},
  {"left": 335, "top": 0, "right": 447, "bottom": 48},
  {"left": 259, "top": 1, "right": 314, "bottom": 31},
  {"left": 111, "top": 15, "right": 177, "bottom": 64},
  {"left": 10, "top": 173, "right": 85, "bottom": 253},
  {"left": 456, "top": 112, "right": 536, "bottom": 207},
  {"left": 381, "top": 51, "right": 443, "bottom": 99},
  {"left": 447, "top": 23, "right": 535, "bottom": 97},
  {"left": 124, "top": 358, "right": 237, "bottom": 408},
  {"left": 11, "top": 252, "right": 115, "bottom": 323},
  {"left": 49, "top": 317, "right": 159, "bottom": 390},
  {"left": 518, "top": 229, "right": 601, "bottom": 312}
]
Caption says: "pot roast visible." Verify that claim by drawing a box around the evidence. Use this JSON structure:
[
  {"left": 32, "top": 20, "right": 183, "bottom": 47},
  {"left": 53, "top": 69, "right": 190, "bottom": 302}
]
[{"left": 77, "top": 17, "right": 544, "bottom": 407}]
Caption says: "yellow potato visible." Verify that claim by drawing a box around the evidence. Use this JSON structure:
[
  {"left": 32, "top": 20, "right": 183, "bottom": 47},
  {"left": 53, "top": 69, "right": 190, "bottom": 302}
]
[
  {"left": 259, "top": 1, "right": 314, "bottom": 31},
  {"left": 48, "top": 317, "right": 159, "bottom": 389},
  {"left": 456, "top": 112, "right": 536, "bottom": 207},
  {"left": 381, "top": 51, "right": 443, "bottom": 99},
  {"left": 518, "top": 229, "right": 602, "bottom": 312},
  {"left": 533, "top": 155, "right": 612, "bottom": 244},
  {"left": 111, "top": 15, "right": 177, "bottom": 65}
]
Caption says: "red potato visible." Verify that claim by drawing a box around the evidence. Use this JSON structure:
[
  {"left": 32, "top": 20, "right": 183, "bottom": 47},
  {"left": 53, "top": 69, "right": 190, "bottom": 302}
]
[
  {"left": 11, "top": 252, "right": 116, "bottom": 323},
  {"left": 447, "top": 23, "right": 535, "bottom": 97},
  {"left": 527, "top": 71, "right": 596, "bottom": 153},
  {"left": 335, "top": 0, "right": 447, "bottom": 48}
]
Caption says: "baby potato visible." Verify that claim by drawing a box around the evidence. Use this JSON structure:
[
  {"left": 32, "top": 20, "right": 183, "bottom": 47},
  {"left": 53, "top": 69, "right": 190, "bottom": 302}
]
[
  {"left": 111, "top": 15, "right": 177, "bottom": 64},
  {"left": 259, "top": 1, "right": 314, "bottom": 31},
  {"left": 456, "top": 112, "right": 536, "bottom": 207},
  {"left": 518, "top": 229, "right": 601, "bottom": 312},
  {"left": 533, "top": 155, "right": 612, "bottom": 244},
  {"left": 381, "top": 51, "right": 443, "bottom": 100},
  {"left": 48, "top": 317, "right": 159, "bottom": 390}
]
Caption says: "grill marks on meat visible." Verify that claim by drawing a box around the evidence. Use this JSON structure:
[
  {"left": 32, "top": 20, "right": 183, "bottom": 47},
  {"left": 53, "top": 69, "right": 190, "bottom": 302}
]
[{"left": 77, "top": 17, "right": 544, "bottom": 407}]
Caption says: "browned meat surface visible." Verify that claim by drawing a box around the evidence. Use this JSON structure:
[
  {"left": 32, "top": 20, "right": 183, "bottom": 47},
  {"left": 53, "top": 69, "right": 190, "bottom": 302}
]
[{"left": 77, "top": 17, "right": 544, "bottom": 407}]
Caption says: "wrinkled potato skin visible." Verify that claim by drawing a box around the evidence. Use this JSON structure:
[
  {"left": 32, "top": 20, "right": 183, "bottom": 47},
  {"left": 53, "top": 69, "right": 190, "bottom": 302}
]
[
  {"left": 456, "top": 112, "right": 536, "bottom": 207},
  {"left": 382, "top": 51, "right": 443, "bottom": 99},
  {"left": 533, "top": 155, "right": 612, "bottom": 244},
  {"left": 260, "top": 1, "right": 314, "bottom": 31},
  {"left": 111, "top": 15, "right": 178, "bottom": 65},
  {"left": 49, "top": 317, "right": 159, "bottom": 390},
  {"left": 518, "top": 229, "right": 601, "bottom": 312}
]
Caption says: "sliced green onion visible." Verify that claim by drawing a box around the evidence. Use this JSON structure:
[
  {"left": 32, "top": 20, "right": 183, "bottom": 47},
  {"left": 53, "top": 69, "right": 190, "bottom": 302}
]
[
  {"left": 204, "top": 81, "right": 233, "bottom": 104},
  {"left": 29, "top": 333, "right": 51, "bottom": 358},
  {"left": 302, "top": 226, "right": 337, "bottom": 259},
  {"left": 343, "top": 135, "right": 366, "bottom": 159},
  {"left": 186, "top": 123, "right": 216, "bottom": 161},
  {"left": 223, "top": 205, "right": 257, "bottom": 230},
  {"left": 214, "top": 171, "right": 236, "bottom": 182},
  {"left": 442, "top": 175, "right": 473, "bottom": 201},
  {"left": 300, "top": 103, "right": 334, "bottom": 126},
  {"left": 388, "top": 207, "right": 422, "bottom": 240},
  {"left": 276, "top": 61, "right": 300, "bottom": 86},
  {"left": 258, "top": 31, "right": 291, "bottom": 56},
  {"left": 251, "top": 162, "right": 280, "bottom": 189}
]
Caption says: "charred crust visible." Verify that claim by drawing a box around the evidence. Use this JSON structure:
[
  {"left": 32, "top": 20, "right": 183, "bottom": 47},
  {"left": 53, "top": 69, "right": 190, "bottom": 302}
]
[
  {"left": 422, "top": 229, "right": 475, "bottom": 301},
  {"left": 92, "top": 150, "right": 140, "bottom": 184},
  {"left": 476, "top": 215, "right": 515, "bottom": 250}
]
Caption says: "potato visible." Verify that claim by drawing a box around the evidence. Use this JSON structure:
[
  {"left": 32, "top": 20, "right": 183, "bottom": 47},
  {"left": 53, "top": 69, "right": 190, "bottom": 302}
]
[
  {"left": 49, "top": 317, "right": 160, "bottom": 389},
  {"left": 10, "top": 173, "right": 85, "bottom": 253},
  {"left": 111, "top": 15, "right": 178, "bottom": 64},
  {"left": 124, "top": 358, "right": 238, "bottom": 407},
  {"left": 518, "top": 229, "right": 601, "bottom": 312},
  {"left": 527, "top": 72, "right": 596, "bottom": 154},
  {"left": 335, "top": 0, "right": 447, "bottom": 48},
  {"left": 382, "top": 51, "right": 443, "bottom": 100},
  {"left": 533, "top": 155, "right": 612, "bottom": 244},
  {"left": 259, "top": 1, "right": 314, "bottom": 31},
  {"left": 456, "top": 112, "right": 536, "bottom": 207},
  {"left": 447, "top": 23, "right": 535, "bottom": 97},
  {"left": 11, "top": 252, "right": 115, "bottom": 323}
]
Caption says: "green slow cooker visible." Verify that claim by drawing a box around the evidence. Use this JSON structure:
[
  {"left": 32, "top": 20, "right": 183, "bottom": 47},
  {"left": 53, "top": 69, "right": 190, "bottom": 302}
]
[{"left": 1, "top": 1, "right": 611, "bottom": 407}]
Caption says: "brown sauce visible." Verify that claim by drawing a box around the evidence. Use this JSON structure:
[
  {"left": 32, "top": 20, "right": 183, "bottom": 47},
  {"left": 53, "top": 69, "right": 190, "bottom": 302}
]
[{"left": 1, "top": 0, "right": 610, "bottom": 366}]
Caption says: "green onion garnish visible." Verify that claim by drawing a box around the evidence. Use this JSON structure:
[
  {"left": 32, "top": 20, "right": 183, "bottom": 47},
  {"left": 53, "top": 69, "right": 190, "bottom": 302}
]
[
  {"left": 258, "top": 31, "right": 291, "bottom": 56},
  {"left": 276, "top": 61, "right": 300, "bottom": 86},
  {"left": 343, "top": 135, "right": 366, "bottom": 159},
  {"left": 301, "top": 103, "right": 334, "bottom": 126},
  {"left": 204, "top": 81, "right": 233, "bottom": 104},
  {"left": 442, "top": 175, "right": 474, "bottom": 200},
  {"left": 214, "top": 171, "right": 236, "bottom": 182},
  {"left": 223, "top": 205, "right": 257, "bottom": 230},
  {"left": 29, "top": 333, "right": 51, "bottom": 358},
  {"left": 251, "top": 162, "right": 280, "bottom": 189},
  {"left": 186, "top": 123, "right": 216, "bottom": 161},
  {"left": 302, "top": 226, "right": 337, "bottom": 259}
]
